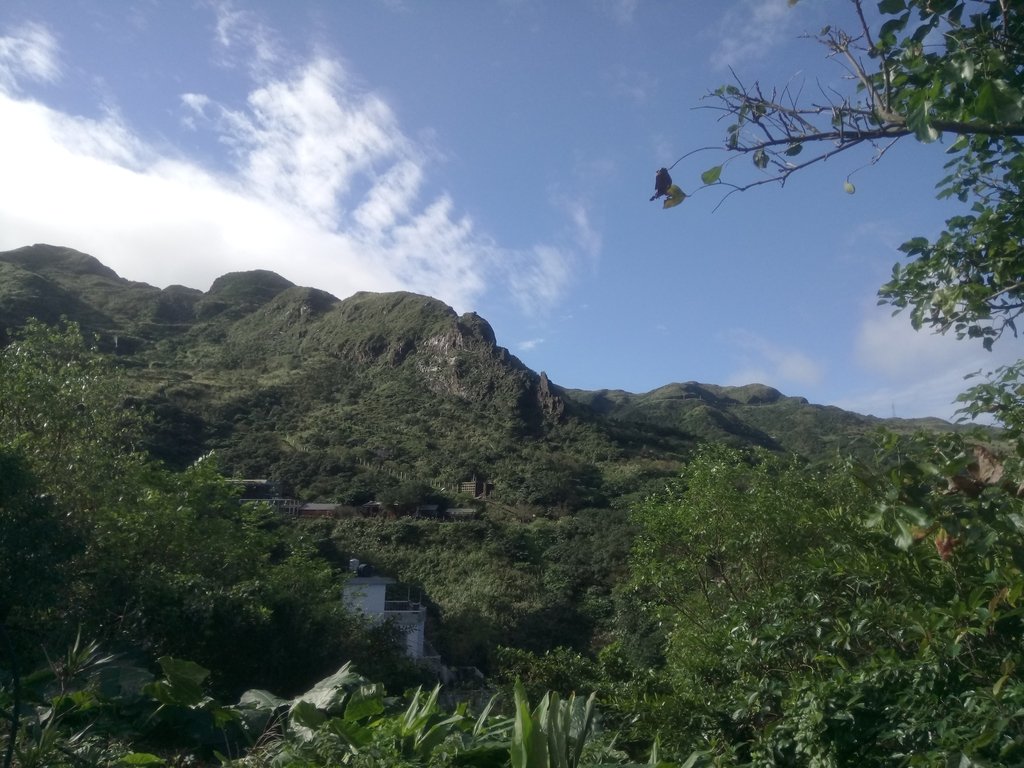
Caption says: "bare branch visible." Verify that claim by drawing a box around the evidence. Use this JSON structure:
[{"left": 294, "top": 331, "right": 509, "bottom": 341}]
[{"left": 852, "top": 0, "right": 893, "bottom": 107}]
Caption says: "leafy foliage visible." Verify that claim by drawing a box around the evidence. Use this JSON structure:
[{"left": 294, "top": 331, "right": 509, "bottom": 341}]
[
  {"left": 8, "top": 7, "right": 1024, "bottom": 761},
  {"left": 2, "top": 648, "right": 663, "bottom": 767},
  {"left": 607, "top": 3, "right": 1024, "bottom": 762},
  {"left": 624, "top": 441, "right": 1024, "bottom": 765},
  {"left": 691, "top": 0, "right": 1024, "bottom": 352},
  {"left": 0, "top": 452, "right": 79, "bottom": 625},
  {"left": 0, "top": 319, "right": 145, "bottom": 514},
  {"left": 0, "top": 319, "right": 414, "bottom": 701},
  {"left": 327, "top": 509, "right": 634, "bottom": 671}
]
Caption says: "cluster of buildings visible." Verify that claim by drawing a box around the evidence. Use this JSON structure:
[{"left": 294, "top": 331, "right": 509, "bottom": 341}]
[{"left": 230, "top": 478, "right": 484, "bottom": 521}]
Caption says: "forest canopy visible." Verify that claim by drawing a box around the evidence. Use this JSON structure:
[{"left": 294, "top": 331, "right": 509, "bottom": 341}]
[{"left": 3, "top": 1, "right": 1024, "bottom": 765}]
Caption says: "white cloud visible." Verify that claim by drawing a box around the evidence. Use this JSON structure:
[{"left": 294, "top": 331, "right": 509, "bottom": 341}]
[
  {"left": 608, "top": 65, "right": 656, "bottom": 105},
  {"left": 197, "top": 56, "right": 405, "bottom": 228},
  {"left": 0, "top": 22, "right": 60, "bottom": 91},
  {"left": 856, "top": 306, "right": 966, "bottom": 380},
  {"left": 505, "top": 245, "right": 574, "bottom": 315},
  {"left": 838, "top": 304, "right": 1021, "bottom": 420},
  {"left": 209, "top": 0, "right": 281, "bottom": 74},
  {"left": 0, "top": 22, "right": 580, "bottom": 316},
  {"left": 711, "top": 0, "right": 800, "bottom": 71},
  {"left": 603, "top": 0, "right": 639, "bottom": 25},
  {"left": 353, "top": 159, "right": 423, "bottom": 231},
  {"left": 0, "top": 92, "right": 395, "bottom": 291},
  {"left": 517, "top": 338, "right": 544, "bottom": 351},
  {"left": 832, "top": 375, "right": 974, "bottom": 423},
  {"left": 566, "top": 202, "right": 602, "bottom": 260},
  {"left": 722, "top": 328, "right": 824, "bottom": 389}
]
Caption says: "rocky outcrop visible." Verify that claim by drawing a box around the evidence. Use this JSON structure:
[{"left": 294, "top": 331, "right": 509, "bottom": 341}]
[{"left": 536, "top": 372, "right": 565, "bottom": 421}]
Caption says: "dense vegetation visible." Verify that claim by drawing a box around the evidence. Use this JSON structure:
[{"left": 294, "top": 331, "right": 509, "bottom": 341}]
[
  {"left": 0, "top": 242, "right": 954, "bottom": 512},
  {"left": 0, "top": 321, "right": 421, "bottom": 701},
  {"left": 3, "top": 0, "right": 1024, "bottom": 765}
]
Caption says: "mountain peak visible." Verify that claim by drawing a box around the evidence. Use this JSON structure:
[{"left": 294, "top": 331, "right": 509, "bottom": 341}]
[
  {"left": 3, "top": 244, "right": 121, "bottom": 280},
  {"left": 207, "top": 270, "right": 295, "bottom": 300}
]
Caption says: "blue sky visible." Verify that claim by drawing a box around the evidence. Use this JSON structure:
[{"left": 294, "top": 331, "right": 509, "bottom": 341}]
[{"left": 0, "top": 0, "right": 1016, "bottom": 421}]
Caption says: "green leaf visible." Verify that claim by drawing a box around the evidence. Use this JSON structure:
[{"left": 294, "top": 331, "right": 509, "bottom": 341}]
[
  {"left": 296, "top": 661, "right": 367, "bottom": 713},
  {"left": 238, "top": 688, "right": 288, "bottom": 711},
  {"left": 158, "top": 656, "right": 209, "bottom": 688},
  {"left": 145, "top": 657, "right": 209, "bottom": 708},
  {"left": 957, "top": 55, "right": 975, "bottom": 82},
  {"left": 877, "top": 0, "right": 906, "bottom": 12},
  {"left": 344, "top": 684, "right": 385, "bottom": 722},
  {"left": 753, "top": 148, "right": 769, "bottom": 169},
  {"left": 974, "top": 79, "right": 1024, "bottom": 124},
  {"left": 117, "top": 755, "right": 164, "bottom": 767},
  {"left": 511, "top": 680, "right": 547, "bottom": 768},
  {"left": 701, "top": 165, "right": 723, "bottom": 184},
  {"left": 878, "top": 12, "right": 910, "bottom": 42},
  {"left": 843, "top": 180, "right": 856, "bottom": 194},
  {"left": 906, "top": 98, "right": 939, "bottom": 142},
  {"left": 663, "top": 185, "right": 687, "bottom": 208},
  {"left": 784, "top": 143, "right": 803, "bottom": 157},
  {"left": 290, "top": 699, "right": 327, "bottom": 730}
]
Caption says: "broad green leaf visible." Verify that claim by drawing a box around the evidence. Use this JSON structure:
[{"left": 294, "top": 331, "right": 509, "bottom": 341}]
[
  {"left": 297, "top": 661, "right": 367, "bottom": 712},
  {"left": 238, "top": 688, "right": 288, "bottom": 711},
  {"left": 117, "top": 755, "right": 164, "bottom": 766},
  {"left": 974, "top": 79, "right": 1024, "bottom": 124},
  {"left": 510, "top": 682, "right": 533, "bottom": 768},
  {"left": 663, "top": 185, "right": 687, "bottom": 208},
  {"left": 511, "top": 680, "right": 547, "bottom": 768},
  {"left": 879, "top": 12, "right": 910, "bottom": 42},
  {"left": 753, "top": 148, "right": 769, "bottom": 169},
  {"left": 843, "top": 180, "right": 856, "bottom": 194},
  {"left": 290, "top": 699, "right": 327, "bottom": 730},
  {"left": 325, "top": 716, "right": 374, "bottom": 749},
  {"left": 145, "top": 657, "right": 209, "bottom": 707},
  {"left": 156, "top": 656, "right": 209, "bottom": 688},
  {"left": 906, "top": 98, "right": 939, "bottom": 142},
  {"left": 878, "top": 0, "right": 906, "bottom": 12},
  {"left": 701, "top": 165, "right": 723, "bottom": 184},
  {"left": 344, "top": 684, "right": 385, "bottom": 722}
]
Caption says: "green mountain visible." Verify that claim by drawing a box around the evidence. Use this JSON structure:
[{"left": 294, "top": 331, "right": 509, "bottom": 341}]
[{"left": 0, "top": 244, "right": 958, "bottom": 508}]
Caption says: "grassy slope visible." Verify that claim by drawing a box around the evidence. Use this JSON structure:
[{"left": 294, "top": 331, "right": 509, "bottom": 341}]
[{"left": 0, "top": 244, "right": 964, "bottom": 506}]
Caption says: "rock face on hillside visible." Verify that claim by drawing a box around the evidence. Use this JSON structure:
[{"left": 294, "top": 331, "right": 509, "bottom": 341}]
[{"left": 0, "top": 243, "right": 958, "bottom": 504}]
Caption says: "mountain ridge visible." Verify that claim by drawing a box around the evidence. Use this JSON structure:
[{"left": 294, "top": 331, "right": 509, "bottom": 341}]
[{"left": 0, "top": 243, "right": 959, "bottom": 508}]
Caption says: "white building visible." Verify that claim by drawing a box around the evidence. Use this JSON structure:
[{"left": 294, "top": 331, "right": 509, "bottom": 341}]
[{"left": 342, "top": 563, "right": 429, "bottom": 660}]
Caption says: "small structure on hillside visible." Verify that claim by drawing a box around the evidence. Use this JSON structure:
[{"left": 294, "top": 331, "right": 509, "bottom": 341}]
[
  {"left": 229, "top": 479, "right": 299, "bottom": 515},
  {"left": 415, "top": 504, "right": 441, "bottom": 519},
  {"left": 458, "top": 476, "right": 493, "bottom": 499},
  {"left": 342, "top": 560, "right": 433, "bottom": 660},
  {"left": 296, "top": 502, "right": 341, "bottom": 519},
  {"left": 360, "top": 500, "right": 384, "bottom": 516}
]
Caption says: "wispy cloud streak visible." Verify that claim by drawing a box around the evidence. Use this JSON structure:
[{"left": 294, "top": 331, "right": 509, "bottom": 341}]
[
  {"left": 0, "top": 22, "right": 60, "bottom": 91},
  {"left": 0, "top": 16, "right": 587, "bottom": 317}
]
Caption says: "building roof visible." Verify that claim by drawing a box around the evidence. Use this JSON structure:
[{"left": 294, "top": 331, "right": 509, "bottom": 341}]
[{"left": 345, "top": 575, "right": 396, "bottom": 586}]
